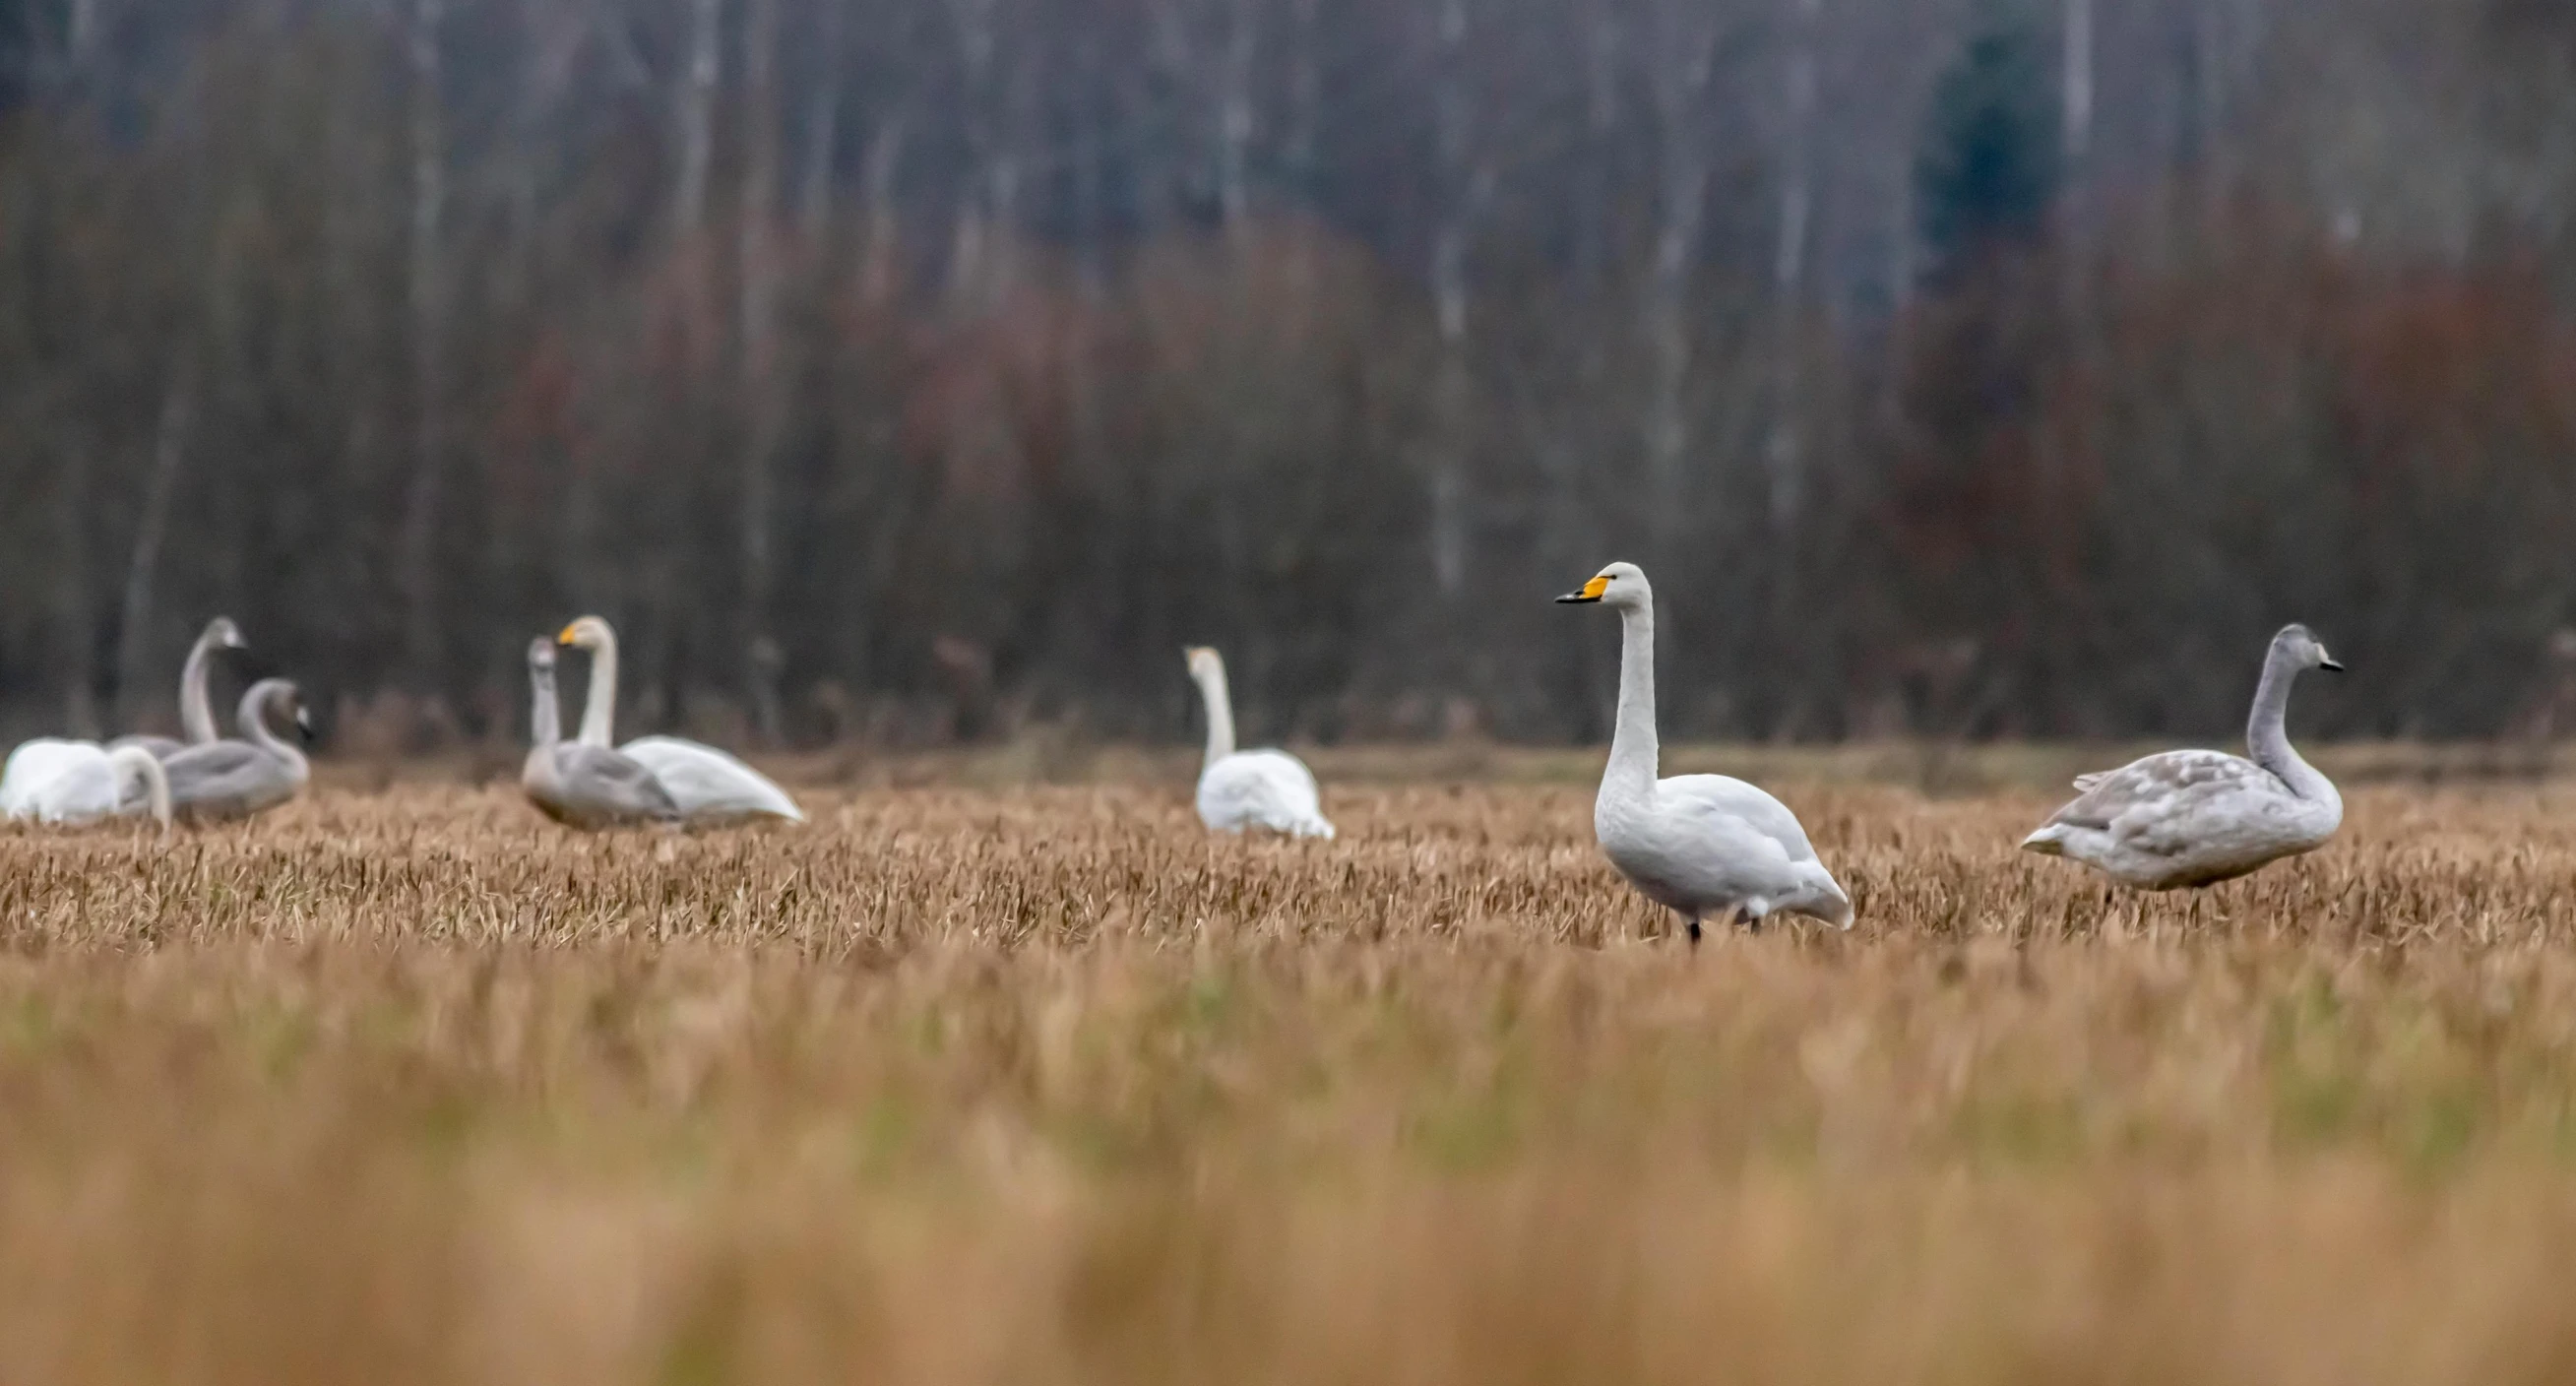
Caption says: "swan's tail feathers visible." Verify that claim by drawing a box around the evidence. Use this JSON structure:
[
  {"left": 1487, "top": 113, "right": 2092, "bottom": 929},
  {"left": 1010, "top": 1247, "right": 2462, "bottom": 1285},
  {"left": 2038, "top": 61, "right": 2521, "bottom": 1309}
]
[{"left": 2021, "top": 825, "right": 2068, "bottom": 856}]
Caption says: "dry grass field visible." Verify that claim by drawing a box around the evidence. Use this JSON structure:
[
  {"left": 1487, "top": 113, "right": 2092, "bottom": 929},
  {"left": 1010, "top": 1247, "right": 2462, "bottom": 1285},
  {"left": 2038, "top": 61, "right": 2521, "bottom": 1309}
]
[{"left": 2, "top": 752, "right": 2575, "bottom": 1384}]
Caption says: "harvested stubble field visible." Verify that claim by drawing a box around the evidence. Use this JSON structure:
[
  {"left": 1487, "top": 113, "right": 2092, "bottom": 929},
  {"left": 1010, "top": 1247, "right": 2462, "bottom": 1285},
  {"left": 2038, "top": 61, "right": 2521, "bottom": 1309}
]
[{"left": 3, "top": 758, "right": 2576, "bottom": 1384}]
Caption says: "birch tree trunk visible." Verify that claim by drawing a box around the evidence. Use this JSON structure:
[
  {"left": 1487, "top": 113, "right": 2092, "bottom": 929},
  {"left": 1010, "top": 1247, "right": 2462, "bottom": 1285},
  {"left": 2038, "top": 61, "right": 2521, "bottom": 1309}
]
[
  {"left": 116, "top": 366, "right": 193, "bottom": 730},
  {"left": 798, "top": 0, "right": 844, "bottom": 241},
  {"left": 740, "top": 0, "right": 785, "bottom": 742},
  {"left": 1640, "top": 0, "right": 1716, "bottom": 554},
  {"left": 1425, "top": 0, "right": 1487, "bottom": 598},
  {"left": 1767, "top": 0, "right": 1819, "bottom": 538},
  {"left": 53, "top": 432, "right": 96, "bottom": 738},
  {"left": 399, "top": 0, "right": 447, "bottom": 686}
]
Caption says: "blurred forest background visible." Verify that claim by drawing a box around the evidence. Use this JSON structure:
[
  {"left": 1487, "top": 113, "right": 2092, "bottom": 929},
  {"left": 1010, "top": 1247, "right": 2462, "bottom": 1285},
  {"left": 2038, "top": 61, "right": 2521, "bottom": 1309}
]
[{"left": 2, "top": 0, "right": 2574, "bottom": 749}]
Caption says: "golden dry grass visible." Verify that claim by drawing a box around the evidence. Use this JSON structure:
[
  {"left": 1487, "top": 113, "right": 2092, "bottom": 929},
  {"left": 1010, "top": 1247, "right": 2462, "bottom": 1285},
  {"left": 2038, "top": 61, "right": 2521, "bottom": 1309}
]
[{"left": 1, "top": 769, "right": 2574, "bottom": 1384}]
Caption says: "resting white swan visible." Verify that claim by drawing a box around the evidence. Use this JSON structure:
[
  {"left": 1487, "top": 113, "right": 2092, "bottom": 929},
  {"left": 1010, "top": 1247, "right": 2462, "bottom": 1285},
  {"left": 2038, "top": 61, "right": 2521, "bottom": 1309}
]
[
  {"left": 110, "top": 616, "right": 247, "bottom": 761},
  {"left": 1184, "top": 647, "right": 1334, "bottom": 839},
  {"left": 2024, "top": 623, "right": 2345, "bottom": 888},
  {"left": 162, "top": 678, "right": 311, "bottom": 824},
  {"left": 0, "top": 739, "right": 171, "bottom": 828},
  {"left": 556, "top": 616, "right": 804, "bottom": 824},
  {"left": 1557, "top": 562, "right": 1851, "bottom": 939},
  {"left": 522, "top": 637, "right": 680, "bottom": 829}
]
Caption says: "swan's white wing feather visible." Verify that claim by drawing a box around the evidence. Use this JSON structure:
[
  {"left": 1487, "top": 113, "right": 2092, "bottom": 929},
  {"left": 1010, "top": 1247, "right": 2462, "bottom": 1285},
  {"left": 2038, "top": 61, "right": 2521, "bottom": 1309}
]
[
  {"left": 620, "top": 736, "right": 804, "bottom": 822},
  {"left": 1196, "top": 749, "right": 1333, "bottom": 838},
  {"left": 1657, "top": 774, "right": 1821, "bottom": 863}
]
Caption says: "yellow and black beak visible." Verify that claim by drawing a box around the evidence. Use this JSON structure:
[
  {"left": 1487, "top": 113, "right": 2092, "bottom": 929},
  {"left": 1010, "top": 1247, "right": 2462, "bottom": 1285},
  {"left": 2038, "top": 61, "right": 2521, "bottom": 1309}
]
[
  {"left": 556, "top": 622, "right": 581, "bottom": 646},
  {"left": 1554, "top": 575, "right": 1609, "bottom": 604}
]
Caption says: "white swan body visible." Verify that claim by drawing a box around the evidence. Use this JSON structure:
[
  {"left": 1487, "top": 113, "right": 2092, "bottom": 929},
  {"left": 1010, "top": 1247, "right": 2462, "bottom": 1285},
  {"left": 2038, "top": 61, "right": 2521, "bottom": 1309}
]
[
  {"left": 1557, "top": 563, "right": 1850, "bottom": 938},
  {"left": 557, "top": 616, "right": 804, "bottom": 824},
  {"left": 0, "top": 739, "right": 171, "bottom": 827},
  {"left": 2024, "top": 624, "right": 2345, "bottom": 888},
  {"left": 1186, "top": 647, "right": 1334, "bottom": 839}
]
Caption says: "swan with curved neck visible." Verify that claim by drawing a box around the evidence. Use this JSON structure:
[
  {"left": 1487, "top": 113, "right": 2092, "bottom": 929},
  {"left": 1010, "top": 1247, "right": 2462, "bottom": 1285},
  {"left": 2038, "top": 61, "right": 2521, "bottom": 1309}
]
[
  {"left": 161, "top": 678, "right": 312, "bottom": 823},
  {"left": 1185, "top": 646, "right": 1334, "bottom": 839},
  {"left": 109, "top": 616, "right": 247, "bottom": 760},
  {"left": 522, "top": 636, "right": 680, "bottom": 828},
  {"left": 2024, "top": 624, "right": 2345, "bottom": 888},
  {"left": 1556, "top": 562, "right": 1851, "bottom": 939},
  {"left": 555, "top": 616, "right": 803, "bottom": 823}
]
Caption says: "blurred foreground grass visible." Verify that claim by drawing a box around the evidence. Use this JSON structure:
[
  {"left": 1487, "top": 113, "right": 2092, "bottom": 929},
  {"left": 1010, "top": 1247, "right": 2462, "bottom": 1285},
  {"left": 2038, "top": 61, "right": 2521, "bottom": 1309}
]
[{"left": 0, "top": 777, "right": 2571, "bottom": 1382}]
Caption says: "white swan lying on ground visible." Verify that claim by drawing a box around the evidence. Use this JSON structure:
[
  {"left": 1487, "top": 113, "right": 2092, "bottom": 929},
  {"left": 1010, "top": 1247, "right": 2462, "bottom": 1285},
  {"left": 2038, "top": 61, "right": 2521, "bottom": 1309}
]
[
  {"left": 1185, "top": 646, "right": 1334, "bottom": 839},
  {"left": 557, "top": 616, "right": 804, "bottom": 824},
  {"left": 1556, "top": 562, "right": 1852, "bottom": 940},
  {"left": 2023, "top": 623, "right": 2345, "bottom": 888},
  {"left": 0, "top": 739, "right": 171, "bottom": 828}
]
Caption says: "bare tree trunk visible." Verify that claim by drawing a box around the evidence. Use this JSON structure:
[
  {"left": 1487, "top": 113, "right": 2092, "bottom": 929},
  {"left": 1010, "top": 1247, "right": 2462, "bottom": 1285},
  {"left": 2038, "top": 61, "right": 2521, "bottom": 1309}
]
[
  {"left": 947, "top": 0, "right": 998, "bottom": 311},
  {"left": 859, "top": 114, "right": 908, "bottom": 307},
  {"left": 1217, "top": 0, "right": 1257, "bottom": 240},
  {"left": 1767, "top": 0, "right": 1819, "bottom": 538},
  {"left": 740, "top": 0, "right": 785, "bottom": 743},
  {"left": 53, "top": 434, "right": 96, "bottom": 738},
  {"left": 117, "top": 367, "right": 193, "bottom": 730},
  {"left": 1574, "top": 4, "right": 1620, "bottom": 300},
  {"left": 674, "top": 0, "right": 723, "bottom": 249},
  {"left": 1641, "top": 1, "right": 1716, "bottom": 554},
  {"left": 400, "top": 0, "right": 447, "bottom": 686},
  {"left": 797, "top": 0, "right": 844, "bottom": 241},
  {"left": 1425, "top": 0, "right": 1488, "bottom": 598}
]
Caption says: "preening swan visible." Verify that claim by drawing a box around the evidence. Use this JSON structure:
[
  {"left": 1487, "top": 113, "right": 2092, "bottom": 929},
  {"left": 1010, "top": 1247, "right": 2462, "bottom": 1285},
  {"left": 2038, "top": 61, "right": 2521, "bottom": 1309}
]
[
  {"left": 2024, "top": 624, "right": 2345, "bottom": 888},
  {"left": 109, "top": 616, "right": 246, "bottom": 761},
  {"left": 556, "top": 616, "right": 804, "bottom": 824},
  {"left": 521, "top": 637, "right": 680, "bottom": 829},
  {"left": 1557, "top": 562, "right": 1852, "bottom": 939},
  {"left": 162, "top": 678, "right": 312, "bottom": 824},
  {"left": 0, "top": 740, "right": 171, "bottom": 828},
  {"left": 1185, "top": 646, "right": 1334, "bottom": 839}
]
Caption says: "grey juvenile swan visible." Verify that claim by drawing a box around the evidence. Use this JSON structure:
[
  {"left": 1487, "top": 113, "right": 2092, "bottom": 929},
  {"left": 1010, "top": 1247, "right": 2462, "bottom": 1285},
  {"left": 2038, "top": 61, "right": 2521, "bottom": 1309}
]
[
  {"left": 2023, "top": 624, "right": 2345, "bottom": 888},
  {"left": 162, "top": 678, "right": 312, "bottom": 824},
  {"left": 521, "top": 637, "right": 679, "bottom": 829},
  {"left": 556, "top": 616, "right": 804, "bottom": 824},
  {"left": 110, "top": 616, "right": 248, "bottom": 761},
  {"left": 1557, "top": 562, "right": 1852, "bottom": 940}
]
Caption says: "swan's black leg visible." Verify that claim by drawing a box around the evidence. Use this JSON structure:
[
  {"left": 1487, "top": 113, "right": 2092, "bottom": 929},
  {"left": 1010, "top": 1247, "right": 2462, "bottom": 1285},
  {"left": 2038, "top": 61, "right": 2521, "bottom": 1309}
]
[{"left": 1685, "top": 915, "right": 1702, "bottom": 946}]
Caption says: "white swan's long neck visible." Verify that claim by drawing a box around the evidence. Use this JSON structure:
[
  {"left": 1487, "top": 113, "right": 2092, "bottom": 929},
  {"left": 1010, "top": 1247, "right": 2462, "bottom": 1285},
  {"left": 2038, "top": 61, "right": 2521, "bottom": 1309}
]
[
  {"left": 578, "top": 628, "right": 619, "bottom": 748},
  {"left": 107, "top": 745, "right": 169, "bottom": 827},
  {"left": 1194, "top": 662, "right": 1236, "bottom": 768},
  {"left": 1605, "top": 599, "right": 1660, "bottom": 799},
  {"left": 2247, "top": 644, "right": 2330, "bottom": 801},
  {"left": 180, "top": 629, "right": 221, "bottom": 744},
  {"left": 241, "top": 684, "right": 309, "bottom": 784},
  {"left": 531, "top": 663, "right": 560, "bottom": 749}
]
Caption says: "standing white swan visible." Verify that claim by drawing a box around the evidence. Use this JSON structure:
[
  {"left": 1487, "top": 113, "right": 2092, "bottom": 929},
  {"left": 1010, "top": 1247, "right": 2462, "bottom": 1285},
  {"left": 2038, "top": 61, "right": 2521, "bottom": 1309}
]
[
  {"left": 0, "top": 740, "right": 171, "bottom": 828},
  {"left": 521, "top": 637, "right": 680, "bottom": 829},
  {"left": 161, "top": 678, "right": 312, "bottom": 824},
  {"left": 1556, "top": 563, "right": 1852, "bottom": 939},
  {"left": 1185, "top": 646, "right": 1334, "bottom": 839},
  {"left": 556, "top": 616, "right": 804, "bottom": 824},
  {"left": 110, "top": 616, "right": 248, "bottom": 761},
  {"left": 2024, "top": 624, "right": 2345, "bottom": 888}
]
